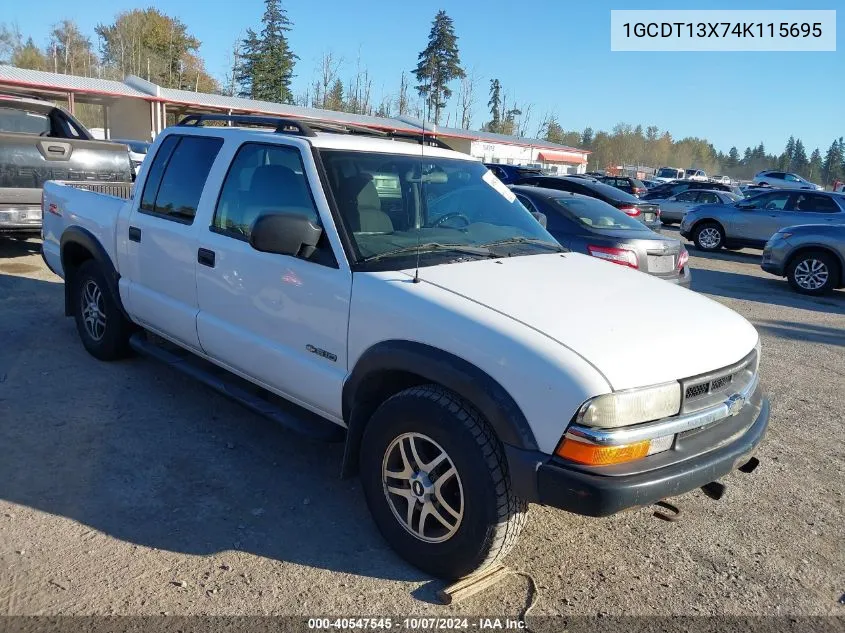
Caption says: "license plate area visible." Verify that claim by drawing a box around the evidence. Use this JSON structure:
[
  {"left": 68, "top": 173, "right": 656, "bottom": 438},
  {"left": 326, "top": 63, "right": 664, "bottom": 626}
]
[
  {"left": 648, "top": 254, "right": 675, "bottom": 273},
  {"left": 643, "top": 213, "right": 655, "bottom": 223}
]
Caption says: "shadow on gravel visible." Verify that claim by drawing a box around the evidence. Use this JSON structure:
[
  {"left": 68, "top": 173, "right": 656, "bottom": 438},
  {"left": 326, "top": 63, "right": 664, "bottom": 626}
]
[
  {"left": 691, "top": 268, "right": 845, "bottom": 315},
  {"left": 0, "top": 272, "right": 427, "bottom": 584},
  {"left": 0, "top": 236, "right": 41, "bottom": 258},
  {"left": 754, "top": 320, "right": 845, "bottom": 347}
]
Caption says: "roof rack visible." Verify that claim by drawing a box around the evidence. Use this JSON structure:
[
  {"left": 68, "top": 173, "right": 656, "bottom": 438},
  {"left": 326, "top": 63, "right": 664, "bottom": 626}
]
[
  {"left": 177, "top": 113, "right": 317, "bottom": 136},
  {"left": 176, "top": 113, "right": 452, "bottom": 149}
]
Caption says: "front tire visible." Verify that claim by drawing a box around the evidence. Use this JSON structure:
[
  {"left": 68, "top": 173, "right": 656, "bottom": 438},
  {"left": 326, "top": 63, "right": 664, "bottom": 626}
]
[
  {"left": 787, "top": 250, "right": 839, "bottom": 295},
  {"left": 359, "top": 385, "right": 527, "bottom": 580},
  {"left": 72, "top": 259, "right": 133, "bottom": 360},
  {"left": 693, "top": 222, "right": 725, "bottom": 251}
]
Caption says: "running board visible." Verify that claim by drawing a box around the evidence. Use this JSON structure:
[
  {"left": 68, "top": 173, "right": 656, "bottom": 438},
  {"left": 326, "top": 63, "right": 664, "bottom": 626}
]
[{"left": 128, "top": 333, "right": 344, "bottom": 442}]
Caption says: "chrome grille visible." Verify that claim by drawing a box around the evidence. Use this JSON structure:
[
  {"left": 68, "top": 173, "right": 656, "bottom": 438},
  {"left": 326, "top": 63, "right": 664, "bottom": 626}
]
[{"left": 680, "top": 349, "right": 758, "bottom": 413}]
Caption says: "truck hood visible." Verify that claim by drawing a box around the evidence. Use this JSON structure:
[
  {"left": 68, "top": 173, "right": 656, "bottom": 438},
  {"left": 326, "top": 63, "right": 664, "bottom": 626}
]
[{"left": 403, "top": 252, "right": 758, "bottom": 390}]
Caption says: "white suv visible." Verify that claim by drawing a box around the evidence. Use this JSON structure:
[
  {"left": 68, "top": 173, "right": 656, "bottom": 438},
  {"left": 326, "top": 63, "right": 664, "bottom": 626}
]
[
  {"left": 753, "top": 171, "right": 822, "bottom": 190},
  {"left": 42, "top": 115, "right": 769, "bottom": 580},
  {"left": 684, "top": 169, "right": 708, "bottom": 182}
]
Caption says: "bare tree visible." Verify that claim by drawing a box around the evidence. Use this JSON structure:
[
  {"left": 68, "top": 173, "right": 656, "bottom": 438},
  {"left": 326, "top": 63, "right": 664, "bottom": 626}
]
[
  {"left": 517, "top": 103, "right": 533, "bottom": 138},
  {"left": 397, "top": 71, "right": 410, "bottom": 116},
  {"left": 313, "top": 51, "right": 342, "bottom": 109},
  {"left": 457, "top": 68, "right": 477, "bottom": 129}
]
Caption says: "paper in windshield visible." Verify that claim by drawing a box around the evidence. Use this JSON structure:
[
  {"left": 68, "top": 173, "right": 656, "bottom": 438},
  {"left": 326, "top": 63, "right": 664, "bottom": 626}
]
[{"left": 482, "top": 169, "right": 517, "bottom": 203}]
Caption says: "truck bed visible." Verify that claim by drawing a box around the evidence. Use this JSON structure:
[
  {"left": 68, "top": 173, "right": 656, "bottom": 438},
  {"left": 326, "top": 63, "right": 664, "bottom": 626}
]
[{"left": 41, "top": 180, "right": 132, "bottom": 278}]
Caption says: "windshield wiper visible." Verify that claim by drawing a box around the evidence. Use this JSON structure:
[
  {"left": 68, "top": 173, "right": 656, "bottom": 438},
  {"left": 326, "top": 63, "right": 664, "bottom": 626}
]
[
  {"left": 360, "top": 242, "right": 497, "bottom": 263},
  {"left": 481, "top": 237, "right": 565, "bottom": 252}
]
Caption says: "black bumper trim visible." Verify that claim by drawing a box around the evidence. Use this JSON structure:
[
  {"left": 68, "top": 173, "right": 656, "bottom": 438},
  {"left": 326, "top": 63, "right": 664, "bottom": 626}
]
[{"left": 511, "top": 396, "right": 769, "bottom": 517}]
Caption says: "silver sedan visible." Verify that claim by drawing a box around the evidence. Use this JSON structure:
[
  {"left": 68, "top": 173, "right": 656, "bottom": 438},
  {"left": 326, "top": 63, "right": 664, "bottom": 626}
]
[{"left": 657, "top": 189, "right": 741, "bottom": 224}]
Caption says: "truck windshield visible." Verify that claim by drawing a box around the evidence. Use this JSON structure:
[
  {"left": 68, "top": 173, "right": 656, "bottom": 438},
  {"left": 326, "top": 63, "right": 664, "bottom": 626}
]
[
  {"left": 319, "top": 150, "right": 559, "bottom": 263},
  {"left": 0, "top": 107, "right": 50, "bottom": 135},
  {"left": 656, "top": 168, "right": 680, "bottom": 179}
]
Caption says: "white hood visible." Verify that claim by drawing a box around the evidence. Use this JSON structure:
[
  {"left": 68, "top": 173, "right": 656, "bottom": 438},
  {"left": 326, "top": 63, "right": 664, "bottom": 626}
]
[{"left": 405, "top": 253, "right": 758, "bottom": 391}]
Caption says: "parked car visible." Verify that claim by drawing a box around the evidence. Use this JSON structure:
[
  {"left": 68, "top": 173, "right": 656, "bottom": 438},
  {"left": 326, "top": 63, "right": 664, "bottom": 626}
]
[
  {"left": 711, "top": 175, "right": 731, "bottom": 185},
  {"left": 483, "top": 163, "right": 542, "bottom": 185},
  {"left": 654, "top": 166, "right": 685, "bottom": 183},
  {"left": 113, "top": 138, "right": 151, "bottom": 177},
  {"left": 511, "top": 186, "right": 690, "bottom": 286},
  {"left": 599, "top": 176, "right": 648, "bottom": 197},
  {"left": 641, "top": 179, "right": 662, "bottom": 189},
  {"left": 0, "top": 94, "right": 132, "bottom": 237},
  {"left": 642, "top": 179, "right": 742, "bottom": 201},
  {"left": 680, "top": 190, "right": 845, "bottom": 251},
  {"left": 740, "top": 183, "right": 770, "bottom": 196},
  {"left": 514, "top": 175, "right": 662, "bottom": 231},
  {"left": 752, "top": 171, "right": 822, "bottom": 190},
  {"left": 761, "top": 224, "right": 845, "bottom": 295},
  {"left": 41, "top": 113, "right": 769, "bottom": 581},
  {"left": 658, "top": 189, "right": 741, "bottom": 224},
  {"left": 685, "top": 169, "right": 708, "bottom": 182}
]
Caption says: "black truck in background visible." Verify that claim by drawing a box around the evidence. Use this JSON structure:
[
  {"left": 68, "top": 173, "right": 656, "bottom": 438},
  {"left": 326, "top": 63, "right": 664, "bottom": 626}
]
[{"left": 0, "top": 95, "right": 133, "bottom": 238}]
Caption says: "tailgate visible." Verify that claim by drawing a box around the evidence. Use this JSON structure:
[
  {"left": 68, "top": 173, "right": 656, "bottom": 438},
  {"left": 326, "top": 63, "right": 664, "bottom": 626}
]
[
  {"left": 0, "top": 133, "right": 132, "bottom": 207},
  {"left": 635, "top": 202, "right": 660, "bottom": 225}
]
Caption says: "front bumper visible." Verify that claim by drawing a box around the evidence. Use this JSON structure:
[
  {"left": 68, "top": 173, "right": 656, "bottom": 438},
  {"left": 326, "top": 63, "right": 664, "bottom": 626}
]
[{"left": 506, "top": 389, "right": 769, "bottom": 517}]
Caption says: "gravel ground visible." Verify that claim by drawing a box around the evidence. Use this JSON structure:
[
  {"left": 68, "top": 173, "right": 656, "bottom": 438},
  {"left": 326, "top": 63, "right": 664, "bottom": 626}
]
[{"left": 0, "top": 234, "right": 843, "bottom": 619}]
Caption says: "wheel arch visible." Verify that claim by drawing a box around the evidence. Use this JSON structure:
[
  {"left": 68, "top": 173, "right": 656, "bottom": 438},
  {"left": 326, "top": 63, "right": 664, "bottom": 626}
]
[
  {"left": 341, "top": 340, "right": 538, "bottom": 479},
  {"left": 60, "top": 227, "right": 128, "bottom": 319}
]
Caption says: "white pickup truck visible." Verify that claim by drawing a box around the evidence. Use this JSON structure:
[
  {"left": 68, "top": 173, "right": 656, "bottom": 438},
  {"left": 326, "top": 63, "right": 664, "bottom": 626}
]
[{"left": 42, "top": 115, "right": 769, "bottom": 580}]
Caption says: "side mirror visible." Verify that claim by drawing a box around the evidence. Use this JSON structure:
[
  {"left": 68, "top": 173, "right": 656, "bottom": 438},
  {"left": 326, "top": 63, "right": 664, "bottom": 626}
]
[
  {"left": 530, "top": 210, "right": 547, "bottom": 228},
  {"left": 249, "top": 213, "right": 323, "bottom": 258}
]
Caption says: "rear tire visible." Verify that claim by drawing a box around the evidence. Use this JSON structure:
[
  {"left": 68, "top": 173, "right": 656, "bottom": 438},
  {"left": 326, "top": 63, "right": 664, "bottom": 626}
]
[
  {"left": 359, "top": 385, "right": 527, "bottom": 580},
  {"left": 693, "top": 222, "right": 725, "bottom": 251},
  {"left": 787, "top": 250, "right": 839, "bottom": 295},
  {"left": 72, "top": 259, "right": 133, "bottom": 361}
]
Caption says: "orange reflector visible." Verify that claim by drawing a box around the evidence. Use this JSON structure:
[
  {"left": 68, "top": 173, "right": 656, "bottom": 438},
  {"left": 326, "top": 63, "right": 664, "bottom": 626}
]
[{"left": 555, "top": 437, "right": 651, "bottom": 466}]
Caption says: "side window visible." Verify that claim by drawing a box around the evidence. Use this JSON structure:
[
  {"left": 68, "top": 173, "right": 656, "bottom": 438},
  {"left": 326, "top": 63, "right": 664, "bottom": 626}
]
[
  {"left": 140, "top": 135, "right": 223, "bottom": 224},
  {"left": 213, "top": 142, "right": 320, "bottom": 240},
  {"left": 698, "top": 192, "right": 720, "bottom": 204},
  {"left": 676, "top": 191, "right": 699, "bottom": 202},
  {"left": 783, "top": 174, "right": 800, "bottom": 182},
  {"left": 793, "top": 193, "right": 839, "bottom": 213},
  {"left": 514, "top": 194, "right": 536, "bottom": 213},
  {"left": 752, "top": 192, "right": 791, "bottom": 210}
]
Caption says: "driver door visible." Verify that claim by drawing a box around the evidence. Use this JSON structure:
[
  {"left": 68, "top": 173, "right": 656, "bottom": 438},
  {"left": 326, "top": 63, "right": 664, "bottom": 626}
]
[{"left": 729, "top": 191, "right": 793, "bottom": 242}]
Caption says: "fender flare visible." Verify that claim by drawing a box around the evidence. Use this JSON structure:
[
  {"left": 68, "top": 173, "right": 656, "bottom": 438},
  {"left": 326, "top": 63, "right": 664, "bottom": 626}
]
[
  {"left": 341, "top": 340, "right": 539, "bottom": 479},
  {"left": 60, "top": 226, "right": 128, "bottom": 320}
]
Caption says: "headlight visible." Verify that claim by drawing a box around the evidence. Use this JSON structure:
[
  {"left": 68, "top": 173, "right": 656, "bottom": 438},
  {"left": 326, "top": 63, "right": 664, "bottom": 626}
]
[{"left": 576, "top": 382, "right": 681, "bottom": 428}]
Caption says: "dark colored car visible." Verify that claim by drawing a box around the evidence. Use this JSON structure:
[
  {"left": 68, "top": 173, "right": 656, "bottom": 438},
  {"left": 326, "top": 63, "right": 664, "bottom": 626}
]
[
  {"left": 483, "top": 163, "right": 542, "bottom": 184},
  {"left": 0, "top": 94, "right": 132, "bottom": 236},
  {"left": 762, "top": 224, "right": 845, "bottom": 295},
  {"left": 599, "top": 176, "right": 648, "bottom": 197},
  {"left": 515, "top": 175, "right": 662, "bottom": 231},
  {"left": 512, "top": 185, "right": 691, "bottom": 287},
  {"left": 641, "top": 179, "right": 742, "bottom": 201}
]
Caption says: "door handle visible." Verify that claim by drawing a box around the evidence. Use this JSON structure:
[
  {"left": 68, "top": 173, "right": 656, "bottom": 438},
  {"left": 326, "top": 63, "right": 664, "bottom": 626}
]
[
  {"left": 46, "top": 145, "right": 67, "bottom": 155},
  {"left": 197, "top": 248, "right": 216, "bottom": 268},
  {"left": 128, "top": 226, "right": 141, "bottom": 242}
]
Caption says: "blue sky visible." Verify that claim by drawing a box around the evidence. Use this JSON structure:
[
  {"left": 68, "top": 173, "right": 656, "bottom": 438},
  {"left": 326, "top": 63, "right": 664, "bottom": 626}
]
[{"left": 5, "top": 1, "right": 843, "bottom": 155}]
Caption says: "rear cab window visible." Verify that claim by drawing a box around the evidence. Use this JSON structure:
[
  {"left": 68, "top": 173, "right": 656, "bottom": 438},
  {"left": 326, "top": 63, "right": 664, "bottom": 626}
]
[
  {"left": 0, "top": 107, "right": 50, "bottom": 135},
  {"left": 139, "top": 134, "right": 224, "bottom": 224}
]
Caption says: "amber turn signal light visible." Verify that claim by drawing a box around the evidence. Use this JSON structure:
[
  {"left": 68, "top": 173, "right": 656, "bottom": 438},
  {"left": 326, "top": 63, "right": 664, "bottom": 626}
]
[{"left": 555, "top": 437, "right": 651, "bottom": 466}]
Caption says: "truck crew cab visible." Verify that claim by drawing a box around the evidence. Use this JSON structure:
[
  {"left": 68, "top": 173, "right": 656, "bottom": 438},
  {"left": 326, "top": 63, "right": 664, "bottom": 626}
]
[{"left": 42, "top": 115, "right": 769, "bottom": 580}]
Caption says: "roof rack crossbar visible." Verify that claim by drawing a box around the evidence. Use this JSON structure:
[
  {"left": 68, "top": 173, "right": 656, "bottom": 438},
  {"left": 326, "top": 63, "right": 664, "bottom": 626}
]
[{"left": 177, "top": 114, "right": 317, "bottom": 137}]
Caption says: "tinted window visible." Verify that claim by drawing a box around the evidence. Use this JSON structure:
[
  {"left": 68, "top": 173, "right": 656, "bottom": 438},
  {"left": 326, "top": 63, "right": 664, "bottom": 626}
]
[
  {"left": 140, "top": 135, "right": 223, "bottom": 224},
  {"left": 553, "top": 196, "right": 645, "bottom": 230},
  {"left": 0, "top": 107, "right": 50, "bottom": 134},
  {"left": 214, "top": 142, "right": 319, "bottom": 240},
  {"left": 514, "top": 194, "right": 538, "bottom": 213},
  {"left": 698, "top": 192, "right": 720, "bottom": 204},
  {"left": 676, "top": 191, "right": 699, "bottom": 202},
  {"left": 746, "top": 192, "right": 791, "bottom": 210},
  {"left": 792, "top": 193, "right": 839, "bottom": 213},
  {"left": 784, "top": 173, "right": 801, "bottom": 182}
]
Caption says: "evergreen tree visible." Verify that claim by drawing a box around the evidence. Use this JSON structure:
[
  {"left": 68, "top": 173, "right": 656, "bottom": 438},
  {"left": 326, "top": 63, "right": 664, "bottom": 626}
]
[
  {"left": 581, "top": 126, "right": 594, "bottom": 147},
  {"left": 822, "top": 139, "right": 842, "bottom": 185},
  {"left": 807, "top": 148, "right": 823, "bottom": 183},
  {"left": 486, "top": 79, "right": 502, "bottom": 132},
  {"left": 727, "top": 146, "right": 740, "bottom": 167},
  {"left": 413, "top": 10, "right": 464, "bottom": 124},
  {"left": 325, "top": 78, "right": 344, "bottom": 112},
  {"left": 780, "top": 135, "right": 796, "bottom": 170},
  {"left": 792, "top": 139, "right": 808, "bottom": 176},
  {"left": 11, "top": 37, "right": 47, "bottom": 70},
  {"left": 239, "top": 0, "right": 298, "bottom": 103}
]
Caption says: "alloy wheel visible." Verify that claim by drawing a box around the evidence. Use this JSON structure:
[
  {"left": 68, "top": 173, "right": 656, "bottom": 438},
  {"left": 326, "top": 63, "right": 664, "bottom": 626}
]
[
  {"left": 793, "top": 258, "right": 829, "bottom": 290},
  {"left": 698, "top": 227, "right": 721, "bottom": 249},
  {"left": 381, "top": 432, "right": 464, "bottom": 543},
  {"left": 81, "top": 279, "right": 106, "bottom": 341}
]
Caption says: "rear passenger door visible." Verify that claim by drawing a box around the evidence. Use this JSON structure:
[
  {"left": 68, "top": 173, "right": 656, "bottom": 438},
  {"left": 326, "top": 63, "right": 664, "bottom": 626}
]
[
  {"left": 195, "top": 141, "right": 351, "bottom": 420},
  {"left": 122, "top": 133, "right": 223, "bottom": 351}
]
